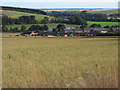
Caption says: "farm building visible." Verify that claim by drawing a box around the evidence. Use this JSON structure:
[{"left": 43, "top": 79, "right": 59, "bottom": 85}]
[{"left": 21, "top": 31, "right": 38, "bottom": 36}]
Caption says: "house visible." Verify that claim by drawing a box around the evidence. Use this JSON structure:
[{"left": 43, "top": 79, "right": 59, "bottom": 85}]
[
  {"left": 86, "top": 29, "right": 97, "bottom": 36},
  {"left": 22, "top": 31, "right": 38, "bottom": 36},
  {"left": 74, "top": 28, "right": 84, "bottom": 33},
  {"left": 101, "top": 30, "right": 108, "bottom": 33}
]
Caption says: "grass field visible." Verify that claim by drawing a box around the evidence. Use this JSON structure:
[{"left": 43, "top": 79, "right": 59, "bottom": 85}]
[
  {"left": 87, "top": 21, "right": 119, "bottom": 27},
  {"left": 2, "top": 34, "right": 118, "bottom": 88},
  {"left": 1, "top": 10, "right": 54, "bottom": 22}
]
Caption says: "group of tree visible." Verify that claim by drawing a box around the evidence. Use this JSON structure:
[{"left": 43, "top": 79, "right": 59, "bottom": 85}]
[
  {"left": 28, "top": 25, "right": 48, "bottom": 31},
  {"left": 41, "top": 17, "right": 49, "bottom": 24},
  {"left": 80, "top": 24, "right": 120, "bottom": 29},
  {"left": 50, "top": 16, "right": 88, "bottom": 25},
  {"left": 52, "top": 24, "right": 66, "bottom": 32},
  {"left": 47, "top": 11, "right": 119, "bottom": 22},
  {"left": 2, "top": 24, "right": 49, "bottom": 32},
  {"left": 2, "top": 15, "right": 37, "bottom": 25},
  {"left": 2, "top": 6, "right": 47, "bottom": 15},
  {"left": 68, "top": 16, "right": 88, "bottom": 25},
  {"left": 2, "top": 25, "right": 20, "bottom": 32}
]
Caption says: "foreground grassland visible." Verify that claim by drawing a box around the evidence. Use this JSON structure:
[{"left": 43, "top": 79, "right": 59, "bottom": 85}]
[{"left": 2, "top": 35, "right": 118, "bottom": 88}]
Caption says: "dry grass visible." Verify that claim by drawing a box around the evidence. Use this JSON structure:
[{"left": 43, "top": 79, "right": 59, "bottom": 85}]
[{"left": 2, "top": 35, "right": 118, "bottom": 88}]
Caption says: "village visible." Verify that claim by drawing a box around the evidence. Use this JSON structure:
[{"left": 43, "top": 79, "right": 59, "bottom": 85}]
[{"left": 21, "top": 26, "right": 120, "bottom": 37}]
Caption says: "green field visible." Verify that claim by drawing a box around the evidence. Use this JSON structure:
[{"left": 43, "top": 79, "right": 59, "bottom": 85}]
[
  {"left": 2, "top": 34, "right": 118, "bottom": 88},
  {"left": 87, "top": 21, "right": 119, "bottom": 27},
  {"left": 1, "top": 10, "right": 54, "bottom": 22}
]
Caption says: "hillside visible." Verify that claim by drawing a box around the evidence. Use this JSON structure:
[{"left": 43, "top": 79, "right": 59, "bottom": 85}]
[{"left": 1, "top": 10, "right": 54, "bottom": 22}]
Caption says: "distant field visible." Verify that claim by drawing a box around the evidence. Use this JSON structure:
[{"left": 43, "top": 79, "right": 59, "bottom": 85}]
[
  {"left": 87, "top": 9, "right": 118, "bottom": 15},
  {"left": 1, "top": 10, "right": 54, "bottom": 22},
  {"left": 2, "top": 35, "right": 118, "bottom": 88},
  {"left": 6, "top": 21, "right": 119, "bottom": 29},
  {"left": 43, "top": 9, "right": 118, "bottom": 15}
]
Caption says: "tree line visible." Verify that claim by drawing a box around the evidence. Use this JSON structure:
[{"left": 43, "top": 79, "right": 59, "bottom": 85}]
[
  {"left": 2, "top": 24, "right": 49, "bottom": 33},
  {"left": 2, "top": 15, "right": 37, "bottom": 25},
  {"left": 2, "top": 15, "right": 87, "bottom": 26},
  {"left": 2, "top": 6, "right": 47, "bottom": 15},
  {"left": 2, "top": 23, "right": 120, "bottom": 33},
  {"left": 47, "top": 11, "right": 119, "bottom": 22}
]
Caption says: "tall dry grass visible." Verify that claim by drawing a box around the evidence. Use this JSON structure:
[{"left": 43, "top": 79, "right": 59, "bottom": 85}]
[{"left": 2, "top": 36, "right": 118, "bottom": 88}]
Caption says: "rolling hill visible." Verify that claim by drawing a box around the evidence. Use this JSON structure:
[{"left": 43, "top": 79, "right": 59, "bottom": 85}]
[
  {"left": 1, "top": 10, "right": 54, "bottom": 22},
  {"left": 1, "top": 7, "right": 119, "bottom": 28}
]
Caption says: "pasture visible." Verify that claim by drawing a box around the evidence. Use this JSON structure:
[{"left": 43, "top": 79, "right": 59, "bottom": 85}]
[
  {"left": 2, "top": 34, "right": 118, "bottom": 88},
  {"left": 87, "top": 21, "right": 119, "bottom": 27}
]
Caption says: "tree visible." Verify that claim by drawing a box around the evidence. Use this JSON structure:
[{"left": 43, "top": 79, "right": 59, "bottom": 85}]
[
  {"left": 40, "top": 25, "right": 49, "bottom": 30},
  {"left": 80, "top": 25, "right": 87, "bottom": 30},
  {"left": 21, "top": 25, "right": 27, "bottom": 32},
  {"left": 90, "top": 24, "right": 101, "bottom": 28},
  {"left": 74, "top": 16, "right": 87, "bottom": 25},
  {"left": 104, "top": 26, "right": 110, "bottom": 28},
  {"left": 28, "top": 25, "right": 36, "bottom": 31},
  {"left": 68, "top": 16, "right": 75, "bottom": 24},
  {"left": 52, "top": 28, "right": 58, "bottom": 32},
  {"left": 50, "top": 18, "right": 55, "bottom": 23},
  {"left": 57, "top": 24, "right": 65, "bottom": 31},
  {"left": 43, "top": 25, "right": 48, "bottom": 30},
  {"left": 13, "top": 27, "right": 19, "bottom": 32},
  {"left": 41, "top": 17, "right": 49, "bottom": 24},
  {"left": 36, "top": 25, "right": 41, "bottom": 30},
  {"left": 10, "top": 27, "right": 13, "bottom": 32},
  {"left": 81, "top": 10, "right": 87, "bottom": 14},
  {"left": 2, "top": 25, "right": 9, "bottom": 32}
]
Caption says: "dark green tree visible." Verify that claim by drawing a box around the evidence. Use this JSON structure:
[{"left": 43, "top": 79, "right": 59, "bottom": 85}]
[
  {"left": 50, "top": 18, "right": 55, "bottom": 23},
  {"left": 2, "top": 25, "right": 9, "bottom": 32},
  {"left": 57, "top": 24, "right": 65, "bottom": 31},
  {"left": 41, "top": 17, "right": 49, "bottom": 24},
  {"left": 21, "top": 25, "right": 27, "bottom": 32}
]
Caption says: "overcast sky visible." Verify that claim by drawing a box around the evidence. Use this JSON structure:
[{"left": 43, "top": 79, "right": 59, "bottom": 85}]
[
  {"left": 1, "top": 0, "right": 119, "bottom": 2},
  {"left": 1, "top": 0, "right": 119, "bottom": 9}
]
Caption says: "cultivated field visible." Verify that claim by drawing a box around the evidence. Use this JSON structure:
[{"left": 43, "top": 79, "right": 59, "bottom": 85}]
[{"left": 2, "top": 34, "right": 118, "bottom": 88}]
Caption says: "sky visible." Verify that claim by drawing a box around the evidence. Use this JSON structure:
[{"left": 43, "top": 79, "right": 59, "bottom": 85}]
[{"left": 1, "top": 0, "right": 119, "bottom": 9}]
